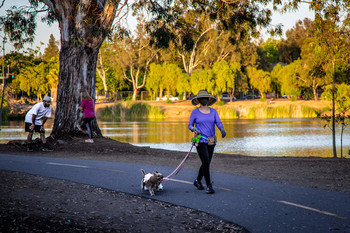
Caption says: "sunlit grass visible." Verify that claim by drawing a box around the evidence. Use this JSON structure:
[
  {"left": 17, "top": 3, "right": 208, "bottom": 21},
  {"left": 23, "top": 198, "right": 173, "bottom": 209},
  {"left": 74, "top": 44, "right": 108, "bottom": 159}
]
[
  {"left": 100, "top": 101, "right": 165, "bottom": 121},
  {"left": 216, "top": 100, "right": 225, "bottom": 106},
  {"left": 215, "top": 106, "right": 239, "bottom": 119},
  {"left": 99, "top": 101, "right": 322, "bottom": 120},
  {"left": 245, "top": 103, "right": 320, "bottom": 119},
  {"left": 0, "top": 96, "right": 10, "bottom": 120}
]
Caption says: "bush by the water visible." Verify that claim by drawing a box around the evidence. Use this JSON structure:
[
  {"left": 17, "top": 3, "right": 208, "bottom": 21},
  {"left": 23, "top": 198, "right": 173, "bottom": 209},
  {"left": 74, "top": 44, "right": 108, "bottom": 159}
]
[
  {"left": 0, "top": 96, "right": 10, "bottom": 121},
  {"left": 99, "top": 101, "right": 323, "bottom": 121},
  {"left": 245, "top": 103, "right": 319, "bottom": 119},
  {"left": 100, "top": 102, "right": 165, "bottom": 120},
  {"left": 215, "top": 106, "right": 239, "bottom": 119}
]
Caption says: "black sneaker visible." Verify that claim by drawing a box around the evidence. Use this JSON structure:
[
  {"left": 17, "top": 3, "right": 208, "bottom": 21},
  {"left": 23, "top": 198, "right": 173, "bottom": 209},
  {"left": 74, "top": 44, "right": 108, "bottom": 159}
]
[
  {"left": 206, "top": 185, "right": 215, "bottom": 194},
  {"left": 41, "top": 144, "right": 53, "bottom": 152},
  {"left": 27, "top": 144, "right": 33, "bottom": 152},
  {"left": 193, "top": 179, "right": 204, "bottom": 190}
]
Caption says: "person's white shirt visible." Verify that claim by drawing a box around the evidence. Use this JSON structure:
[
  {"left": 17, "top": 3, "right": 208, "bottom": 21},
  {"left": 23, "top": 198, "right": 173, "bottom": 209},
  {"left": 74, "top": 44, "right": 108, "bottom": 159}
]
[{"left": 25, "top": 102, "right": 52, "bottom": 125}]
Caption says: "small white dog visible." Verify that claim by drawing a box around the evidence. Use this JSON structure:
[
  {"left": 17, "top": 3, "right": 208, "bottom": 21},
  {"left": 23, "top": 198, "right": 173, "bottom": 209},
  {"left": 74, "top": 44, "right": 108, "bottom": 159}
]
[{"left": 141, "top": 169, "right": 163, "bottom": 196}]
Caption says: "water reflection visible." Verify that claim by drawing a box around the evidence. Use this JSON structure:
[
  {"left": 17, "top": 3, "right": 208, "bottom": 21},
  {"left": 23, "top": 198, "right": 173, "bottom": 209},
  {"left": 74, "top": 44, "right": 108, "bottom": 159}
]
[
  {"left": 99, "top": 118, "right": 349, "bottom": 158},
  {"left": 0, "top": 120, "right": 54, "bottom": 142},
  {"left": 1, "top": 118, "right": 349, "bottom": 158}
]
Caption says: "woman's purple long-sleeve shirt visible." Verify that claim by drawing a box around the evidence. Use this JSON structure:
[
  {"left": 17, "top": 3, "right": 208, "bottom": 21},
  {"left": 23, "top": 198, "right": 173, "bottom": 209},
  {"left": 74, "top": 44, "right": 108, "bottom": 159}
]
[{"left": 188, "top": 108, "right": 224, "bottom": 143}]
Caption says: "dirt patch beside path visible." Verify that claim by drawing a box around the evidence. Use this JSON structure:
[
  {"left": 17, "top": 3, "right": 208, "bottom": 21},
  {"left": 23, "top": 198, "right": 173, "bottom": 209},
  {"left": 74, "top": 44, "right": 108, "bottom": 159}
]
[{"left": 0, "top": 170, "right": 246, "bottom": 232}]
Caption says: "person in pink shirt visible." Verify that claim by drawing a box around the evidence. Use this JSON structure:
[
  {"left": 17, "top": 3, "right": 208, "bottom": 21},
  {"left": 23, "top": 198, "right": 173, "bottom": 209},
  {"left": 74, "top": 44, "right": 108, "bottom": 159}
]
[{"left": 79, "top": 90, "right": 96, "bottom": 143}]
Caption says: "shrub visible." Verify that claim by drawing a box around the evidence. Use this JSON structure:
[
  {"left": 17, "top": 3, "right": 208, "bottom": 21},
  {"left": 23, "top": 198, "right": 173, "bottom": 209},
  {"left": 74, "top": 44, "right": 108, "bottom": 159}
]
[
  {"left": 100, "top": 102, "right": 165, "bottom": 121},
  {"left": 216, "top": 100, "right": 225, "bottom": 106},
  {"left": 323, "top": 107, "right": 331, "bottom": 112},
  {"left": 0, "top": 96, "right": 10, "bottom": 121},
  {"left": 241, "top": 103, "right": 319, "bottom": 119},
  {"left": 217, "top": 107, "right": 238, "bottom": 119}
]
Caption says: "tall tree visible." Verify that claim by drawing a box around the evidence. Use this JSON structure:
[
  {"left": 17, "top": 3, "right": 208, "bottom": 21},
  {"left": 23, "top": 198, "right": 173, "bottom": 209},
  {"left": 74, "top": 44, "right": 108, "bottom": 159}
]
[
  {"left": 238, "top": 39, "right": 259, "bottom": 68},
  {"left": 270, "top": 63, "right": 283, "bottom": 97},
  {"left": 42, "top": 34, "right": 59, "bottom": 107},
  {"left": 146, "top": 63, "right": 185, "bottom": 99},
  {"left": 278, "top": 18, "right": 312, "bottom": 64},
  {"left": 14, "top": 60, "right": 55, "bottom": 100},
  {"left": 96, "top": 40, "right": 129, "bottom": 97},
  {"left": 257, "top": 38, "right": 280, "bottom": 71},
  {"left": 202, "top": 31, "right": 236, "bottom": 69},
  {"left": 277, "top": 0, "right": 350, "bottom": 159},
  {"left": 168, "top": 11, "right": 217, "bottom": 76},
  {"left": 246, "top": 66, "right": 271, "bottom": 99},
  {"left": 146, "top": 63, "right": 163, "bottom": 100},
  {"left": 134, "top": 0, "right": 279, "bottom": 98},
  {"left": 311, "top": 4, "right": 350, "bottom": 158},
  {"left": 162, "top": 63, "right": 182, "bottom": 98},
  {"left": 111, "top": 18, "right": 159, "bottom": 101},
  {"left": 211, "top": 60, "right": 235, "bottom": 101},
  {"left": 42, "top": 34, "right": 59, "bottom": 61},
  {"left": 176, "top": 72, "right": 191, "bottom": 98},
  {"left": 46, "top": 57, "right": 59, "bottom": 109},
  {"left": 230, "top": 62, "right": 247, "bottom": 99},
  {"left": 321, "top": 84, "right": 350, "bottom": 158},
  {"left": 298, "top": 37, "right": 329, "bottom": 101},
  {"left": 190, "top": 69, "right": 215, "bottom": 95},
  {"left": 276, "top": 61, "right": 301, "bottom": 98},
  {"left": 96, "top": 42, "right": 110, "bottom": 95}
]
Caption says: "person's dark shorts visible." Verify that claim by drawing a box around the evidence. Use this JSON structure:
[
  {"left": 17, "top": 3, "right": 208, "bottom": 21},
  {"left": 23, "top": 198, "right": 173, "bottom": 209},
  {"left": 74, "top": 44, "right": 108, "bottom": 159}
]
[
  {"left": 83, "top": 117, "right": 95, "bottom": 124},
  {"left": 25, "top": 123, "right": 45, "bottom": 133}
]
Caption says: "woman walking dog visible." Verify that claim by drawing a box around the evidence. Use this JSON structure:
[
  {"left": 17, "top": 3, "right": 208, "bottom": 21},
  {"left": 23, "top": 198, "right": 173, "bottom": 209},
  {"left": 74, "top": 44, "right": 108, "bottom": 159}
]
[{"left": 188, "top": 90, "right": 226, "bottom": 194}]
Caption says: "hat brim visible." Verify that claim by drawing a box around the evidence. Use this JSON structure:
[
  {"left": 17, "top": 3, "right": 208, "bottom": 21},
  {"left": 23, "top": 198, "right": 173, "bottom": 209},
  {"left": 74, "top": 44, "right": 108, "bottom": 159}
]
[{"left": 191, "top": 95, "right": 217, "bottom": 106}]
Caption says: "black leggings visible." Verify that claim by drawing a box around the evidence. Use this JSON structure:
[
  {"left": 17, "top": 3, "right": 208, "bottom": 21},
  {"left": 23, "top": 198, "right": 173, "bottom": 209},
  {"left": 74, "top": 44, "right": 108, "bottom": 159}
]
[
  {"left": 196, "top": 143, "right": 215, "bottom": 186},
  {"left": 83, "top": 117, "right": 95, "bottom": 139}
]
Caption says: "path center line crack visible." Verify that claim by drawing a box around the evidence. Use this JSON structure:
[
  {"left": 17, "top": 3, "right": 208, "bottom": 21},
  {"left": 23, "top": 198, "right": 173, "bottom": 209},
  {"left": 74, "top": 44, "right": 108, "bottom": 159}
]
[
  {"left": 166, "top": 178, "right": 232, "bottom": 191},
  {"left": 47, "top": 162, "right": 124, "bottom": 173},
  {"left": 279, "top": 200, "right": 347, "bottom": 220}
]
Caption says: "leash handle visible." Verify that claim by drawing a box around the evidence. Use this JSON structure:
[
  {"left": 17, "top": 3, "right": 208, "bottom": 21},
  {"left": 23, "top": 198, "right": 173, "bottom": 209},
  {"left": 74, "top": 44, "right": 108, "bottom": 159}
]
[{"left": 191, "top": 133, "right": 201, "bottom": 146}]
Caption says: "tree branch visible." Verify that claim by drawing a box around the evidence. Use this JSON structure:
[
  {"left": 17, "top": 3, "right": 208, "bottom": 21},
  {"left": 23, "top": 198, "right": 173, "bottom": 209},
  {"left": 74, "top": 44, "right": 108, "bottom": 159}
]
[
  {"left": 0, "top": 0, "right": 5, "bottom": 8},
  {"left": 122, "top": 70, "right": 132, "bottom": 83},
  {"left": 189, "top": 26, "right": 214, "bottom": 74},
  {"left": 220, "top": 0, "right": 247, "bottom": 4}
]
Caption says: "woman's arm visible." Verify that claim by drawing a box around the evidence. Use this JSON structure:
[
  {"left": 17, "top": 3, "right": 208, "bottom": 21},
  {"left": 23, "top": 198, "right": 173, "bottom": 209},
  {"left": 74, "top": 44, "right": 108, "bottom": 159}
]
[
  {"left": 214, "top": 109, "right": 226, "bottom": 138},
  {"left": 79, "top": 99, "right": 85, "bottom": 112},
  {"left": 214, "top": 109, "right": 224, "bottom": 130},
  {"left": 188, "top": 110, "right": 196, "bottom": 131}
]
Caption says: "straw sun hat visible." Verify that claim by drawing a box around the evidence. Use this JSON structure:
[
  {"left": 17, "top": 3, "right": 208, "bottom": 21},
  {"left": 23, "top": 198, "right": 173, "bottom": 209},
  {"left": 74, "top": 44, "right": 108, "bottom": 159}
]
[{"left": 191, "top": 90, "right": 217, "bottom": 106}]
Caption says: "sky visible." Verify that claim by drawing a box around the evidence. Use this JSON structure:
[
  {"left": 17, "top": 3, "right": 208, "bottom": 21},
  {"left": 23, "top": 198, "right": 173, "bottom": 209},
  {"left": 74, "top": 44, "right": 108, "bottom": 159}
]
[{"left": 1, "top": 1, "right": 314, "bottom": 54}]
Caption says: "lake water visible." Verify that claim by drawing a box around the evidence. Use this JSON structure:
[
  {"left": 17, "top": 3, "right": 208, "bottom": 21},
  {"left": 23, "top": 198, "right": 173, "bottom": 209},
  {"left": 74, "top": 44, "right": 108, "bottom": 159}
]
[{"left": 1, "top": 118, "right": 349, "bottom": 158}]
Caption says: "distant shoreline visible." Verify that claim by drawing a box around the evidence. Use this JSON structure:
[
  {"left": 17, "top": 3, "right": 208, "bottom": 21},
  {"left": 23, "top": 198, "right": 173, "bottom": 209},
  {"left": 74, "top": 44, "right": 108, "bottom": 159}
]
[
  {"left": 95, "top": 99, "right": 332, "bottom": 120},
  {"left": 6, "top": 99, "right": 332, "bottom": 120}
]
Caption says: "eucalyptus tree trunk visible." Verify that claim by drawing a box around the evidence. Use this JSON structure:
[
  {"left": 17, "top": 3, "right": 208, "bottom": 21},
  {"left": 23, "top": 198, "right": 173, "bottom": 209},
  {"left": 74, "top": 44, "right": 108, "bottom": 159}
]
[
  {"left": 54, "top": 44, "right": 102, "bottom": 136},
  {"left": 41, "top": 0, "right": 119, "bottom": 137}
]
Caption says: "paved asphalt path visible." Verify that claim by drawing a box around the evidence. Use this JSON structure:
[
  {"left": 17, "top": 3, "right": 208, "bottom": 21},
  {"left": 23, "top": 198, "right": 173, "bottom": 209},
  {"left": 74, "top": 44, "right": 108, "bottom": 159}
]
[{"left": 1, "top": 153, "right": 350, "bottom": 233}]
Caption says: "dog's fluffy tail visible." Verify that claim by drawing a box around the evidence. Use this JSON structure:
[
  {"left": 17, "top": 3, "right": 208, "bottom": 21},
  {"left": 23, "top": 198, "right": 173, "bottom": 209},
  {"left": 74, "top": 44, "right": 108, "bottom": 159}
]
[{"left": 141, "top": 169, "right": 146, "bottom": 177}]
